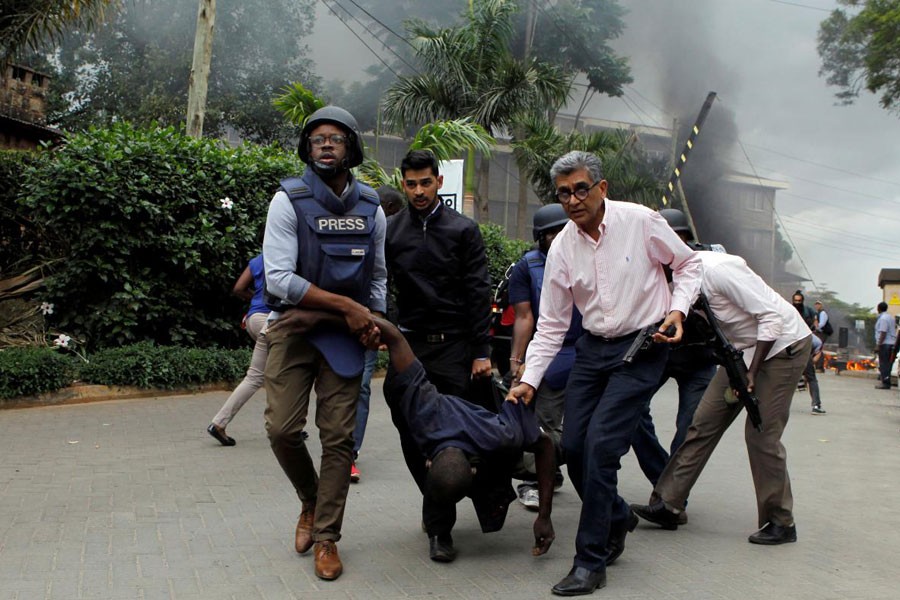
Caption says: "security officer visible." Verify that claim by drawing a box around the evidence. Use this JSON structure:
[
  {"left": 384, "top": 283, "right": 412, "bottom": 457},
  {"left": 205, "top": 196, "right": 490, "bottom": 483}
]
[
  {"left": 508, "top": 204, "right": 582, "bottom": 509},
  {"left": 384, "top": 149, "right": 493, "bottom": 563},
  {"left": 262, "top": 105, "right": 387, "bottom": 581}
]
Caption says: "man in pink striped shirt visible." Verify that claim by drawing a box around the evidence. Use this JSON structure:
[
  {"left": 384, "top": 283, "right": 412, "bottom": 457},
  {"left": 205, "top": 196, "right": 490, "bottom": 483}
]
[{"left": 507, "top": 151, "right": 701, "bottom": 596}]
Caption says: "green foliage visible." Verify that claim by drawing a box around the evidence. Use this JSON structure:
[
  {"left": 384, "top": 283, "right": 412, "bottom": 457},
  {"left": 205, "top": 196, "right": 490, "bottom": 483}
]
[
  {"left": 480, "top": 223, "right": 531, "bottom": 287},
  {"left": 0, "top": 346, "right": 73, "bottom": 399},
  {"left": 0, "top": 151, "right": 41, "bottom": 273},
  {"left": 273, "top": 82, "right": 326, "bottom": 127},
  {"left": 29, "top": 0, "right": 318, "bottom": 144},
  {"left": 79, "top": 342, "right": 251, "bottom": 389},
  {"left": 1, "top": 0, "right": 118, "bottom": 59},
  {"left": 512, "top": 115, "right": 665, "bottom": 206},
  {"left": 18, "top": 122, "right": 302, "bottom": 349},
  {"left": 818, "top": 0, "right": 900, "bottom": 114}
]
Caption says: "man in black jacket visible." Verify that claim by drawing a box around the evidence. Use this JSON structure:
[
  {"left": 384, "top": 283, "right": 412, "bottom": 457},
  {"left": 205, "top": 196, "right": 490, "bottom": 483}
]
[{"left": 384, "top": 149, "right": 493, "bottom": 562}]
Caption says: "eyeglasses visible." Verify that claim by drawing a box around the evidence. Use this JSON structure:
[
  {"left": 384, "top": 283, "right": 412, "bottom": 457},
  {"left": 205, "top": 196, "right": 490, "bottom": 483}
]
[
  {"left": 309, "top": 134, "right": 348, "bottom": 147},
  {"left": 556, "top": 180, "right": 600, "bottom": 204}
]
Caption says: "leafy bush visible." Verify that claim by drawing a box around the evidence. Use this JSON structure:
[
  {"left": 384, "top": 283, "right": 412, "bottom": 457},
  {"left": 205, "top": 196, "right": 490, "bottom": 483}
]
[
  {"left": 78, "top": 342, "right": 251, "bottom": 389},
  {"left": 0, "top": 346, "right": 73, "bottom": 399},
  {"left": 0, "top": 151, "right": 40, "bottom": 273},
  {"left": 17, "top": 123, "right": 303, "bottom": 349},
  {"left": 479, "top": 223, "right": 532, "bottom": 288}
]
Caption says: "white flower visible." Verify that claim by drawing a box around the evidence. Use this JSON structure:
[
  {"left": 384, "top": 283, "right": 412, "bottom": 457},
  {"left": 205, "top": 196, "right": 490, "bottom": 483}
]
[
  {"left": 40, "top": 302, "right": 55, "bottom": 315},
  {"left": 54, "top": 334, "right": 71, "bottom": 348},
  {"left": 220, "top": 197, "right": 234, "bottom": 210}
]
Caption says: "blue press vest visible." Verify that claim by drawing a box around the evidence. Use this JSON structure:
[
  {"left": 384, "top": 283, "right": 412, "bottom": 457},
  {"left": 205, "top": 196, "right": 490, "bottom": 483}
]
[
  {"left": 280, "top": 171, "right": 379, "bottom": 305},
  {"left": 522, "top": 249, "right": 583, "bottom": 390}
]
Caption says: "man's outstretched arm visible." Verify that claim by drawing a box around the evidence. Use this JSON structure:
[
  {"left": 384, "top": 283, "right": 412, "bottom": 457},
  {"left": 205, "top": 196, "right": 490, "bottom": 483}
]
[
  {"left": 266, "top": 308, "right": 416, "bottom": 374},
  {"left": 525, "top": 431, "right": 555, "bottom": 555}
]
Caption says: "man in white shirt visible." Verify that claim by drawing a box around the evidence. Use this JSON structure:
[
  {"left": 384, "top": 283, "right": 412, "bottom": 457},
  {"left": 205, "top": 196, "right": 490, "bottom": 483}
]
[
  {"left": 631, "top": 249, "right": 812, "bottom": 546},
  {"left": 506, "top": 150, "right": 702, "bottom": 596}
]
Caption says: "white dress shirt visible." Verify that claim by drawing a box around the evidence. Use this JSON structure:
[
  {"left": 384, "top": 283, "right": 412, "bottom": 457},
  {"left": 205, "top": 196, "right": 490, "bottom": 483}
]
[{"left": 699, "top": 251, "right": 810, "bottom": 364}]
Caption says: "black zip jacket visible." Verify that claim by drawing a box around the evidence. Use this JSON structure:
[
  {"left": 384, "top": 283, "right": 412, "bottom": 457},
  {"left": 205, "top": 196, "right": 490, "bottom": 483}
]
[{"left": 386, "top": 202, "right": 492, "bottom": 359}]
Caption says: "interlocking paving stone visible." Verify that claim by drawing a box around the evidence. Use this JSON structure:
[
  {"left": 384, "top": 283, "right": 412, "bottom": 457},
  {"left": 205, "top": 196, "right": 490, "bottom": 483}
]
[{"left": 2, "top": 372, "right": 899, "bottom": 599}]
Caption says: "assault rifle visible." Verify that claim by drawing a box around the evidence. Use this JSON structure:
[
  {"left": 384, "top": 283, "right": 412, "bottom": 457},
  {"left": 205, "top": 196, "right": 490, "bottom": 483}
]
[{"left": 696, "top": 293, "right": 764, "bottom": 432}]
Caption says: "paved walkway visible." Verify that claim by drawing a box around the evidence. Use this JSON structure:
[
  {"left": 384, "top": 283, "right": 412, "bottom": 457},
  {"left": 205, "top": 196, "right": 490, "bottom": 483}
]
[{"left": 2, "top": 370, "right": 899, "bottom": 599}]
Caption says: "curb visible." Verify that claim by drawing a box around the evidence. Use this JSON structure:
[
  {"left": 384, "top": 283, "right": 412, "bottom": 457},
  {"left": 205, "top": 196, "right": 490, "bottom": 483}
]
[{"left": 1, "top": 382, "right": 232, "bottom": 410}]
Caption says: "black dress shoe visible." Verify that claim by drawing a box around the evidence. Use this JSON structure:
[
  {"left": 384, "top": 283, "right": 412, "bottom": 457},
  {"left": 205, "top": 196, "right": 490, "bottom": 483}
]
[
  {"left": 748, "top": 522, "right": 797, "bottom": 545},
  {"left": 207, "top": 423, "right": 236, "bottom": 446},
  {"left": 429, "top": 534, "right": 457, "bottom": 562},
  {"left": 551, "top": 566, "right": 606, "bottom": 596},
  {"left": 630, "top": 501, "right": 680, "bottom": 530},
  {"left": 606, "top": 509, "right": 638, "bottom": 566}
]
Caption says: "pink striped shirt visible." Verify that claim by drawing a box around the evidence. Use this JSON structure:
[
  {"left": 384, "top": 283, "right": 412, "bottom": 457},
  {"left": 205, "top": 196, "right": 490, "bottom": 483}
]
[{"left": 521, "top": 200, "right": 702, "bottom": 389}]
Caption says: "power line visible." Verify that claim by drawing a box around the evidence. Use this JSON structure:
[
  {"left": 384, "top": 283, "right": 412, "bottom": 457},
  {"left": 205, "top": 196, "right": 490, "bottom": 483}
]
[
  {"left": 339, "top": 0, "right": 416, "bottom": 50},
  {"left": 768, "top": 0, "right": 832, "bottom": 12},
  {"left": 735, "top": 135, "right": 820, "bottom": 291},
  {"left": 779, "top": 190, "right": 900, "bottom": 224},
  {"left": 742, "top": 141, "right": 900, "bottom": 188},
  {"left": 318, "top": 0, "right": 402, "bottom": 78},
  {"left": 322, "top": 0, "right": 417, "bottom": 75},
  {"left": 781, "top": 215, "right": 900, "bottom": 253}
]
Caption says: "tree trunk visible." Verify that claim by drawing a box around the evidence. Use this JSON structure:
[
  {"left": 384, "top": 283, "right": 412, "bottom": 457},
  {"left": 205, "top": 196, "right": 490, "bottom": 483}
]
[
  {"left": 476, "top": 153, "right": 491, "bottom": 223},
  {"left": 186, "top": 0, "right": 216, "bottom": 138},
  {"left": 515, "top": 161, "right": 530, "bottom": 239}
]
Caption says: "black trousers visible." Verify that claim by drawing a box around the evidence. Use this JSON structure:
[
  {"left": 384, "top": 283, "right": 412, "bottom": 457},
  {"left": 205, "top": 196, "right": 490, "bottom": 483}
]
[{"left": 384, "top": 337, "right": 493, "bottom": 536}]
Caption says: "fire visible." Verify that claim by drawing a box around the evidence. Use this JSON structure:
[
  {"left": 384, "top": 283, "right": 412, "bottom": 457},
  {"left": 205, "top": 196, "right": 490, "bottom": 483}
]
[{"left": 845, "top": 359, "right": 877, "bottom": 371}]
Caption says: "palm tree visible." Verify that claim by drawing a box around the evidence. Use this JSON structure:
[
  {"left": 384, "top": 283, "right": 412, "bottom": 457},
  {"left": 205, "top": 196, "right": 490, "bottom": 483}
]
[
  {"left": 381, "top": 0, "right": 570, "bottom": 223},
  {"left": 1, "top": 0, "right": 119, "bottom": 60},
  {"left": 512, "top": 115, "right": 665, "bottom": 209},
  {"left": 357, "top": 118, "right": 495, "bottom": 190},
  {"left": 272, "top": 84, "right": 495, "bottom": 191}
]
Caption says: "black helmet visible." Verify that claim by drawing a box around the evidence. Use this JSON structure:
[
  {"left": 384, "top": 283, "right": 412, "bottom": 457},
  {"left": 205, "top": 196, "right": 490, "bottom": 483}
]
[
  {"left": 297, "top": 106, "right": 364, "bottom": 170},
  {"left": 533, "top": 204, "right": 569, "bottom": 241},
  {"left": 659, "top": 208, "right": 695, "bottom": 241}
]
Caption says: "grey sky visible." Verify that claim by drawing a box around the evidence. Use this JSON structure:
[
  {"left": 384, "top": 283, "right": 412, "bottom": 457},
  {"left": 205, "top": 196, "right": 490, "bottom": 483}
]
[{"left": 307, "top": 0, "right": 900, "bottom": 308}]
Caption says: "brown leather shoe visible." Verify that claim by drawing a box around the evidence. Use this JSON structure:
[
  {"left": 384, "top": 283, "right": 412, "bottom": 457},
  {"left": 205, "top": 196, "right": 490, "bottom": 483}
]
[
  {"left": 294, "top": 504, "right": 315, "bottom": 554},
  {"left": 314, "top": 540, "right": 343, "bottom": 580}
]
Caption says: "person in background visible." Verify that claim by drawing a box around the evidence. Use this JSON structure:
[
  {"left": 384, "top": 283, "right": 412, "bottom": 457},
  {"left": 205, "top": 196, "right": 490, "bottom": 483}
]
[
  {"left": 207, "top": 253, "right": 269, "bottom": 446},
  {"left": 874, "top": 301, "right": 896, "bottom": 390},
  {"left": 351, "top": 186, "right": 405, "bottom": 483},
  {"left": 791, "top": 291, "right": 816, "bottom": 392},
  {"left": 812, "top": 300, "right": 831, "bottom": 372},
  {"left": 507, "top": 203, "right": 579, "bottom": 509},
  {"left": 803, "top": 334, "right": 827, "bottom": 414}
]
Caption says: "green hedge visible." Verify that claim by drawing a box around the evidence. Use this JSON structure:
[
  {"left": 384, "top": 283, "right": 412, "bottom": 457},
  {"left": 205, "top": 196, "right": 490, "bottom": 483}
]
[
  {"left": 16, "top": 122, "right": 303, "bottom": 350},
  {"left": 0, "top": 343, "right": 251, "bottom": 400},
  {"left": 479, "top": 223, "right": 532, "bottom": 289},
  {"left": 0, "top": 346, "right": 73, "bottom": 399},
  {"left": 78, "top": 343, "right": 251, "bottom": 389}
]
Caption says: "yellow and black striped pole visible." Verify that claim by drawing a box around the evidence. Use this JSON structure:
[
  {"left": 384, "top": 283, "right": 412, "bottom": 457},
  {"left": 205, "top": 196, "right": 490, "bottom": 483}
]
[{"left": 661, "top": 91, "right": 717, "bottom": 206}]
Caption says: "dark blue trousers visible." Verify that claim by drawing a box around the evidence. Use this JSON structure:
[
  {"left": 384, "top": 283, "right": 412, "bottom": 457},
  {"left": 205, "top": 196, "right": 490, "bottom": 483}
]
[
  {"left": 631, "top": 362, "right": 717, "bottom": 487},
  {"left": 562, "top": 332, "right": 668, "bottom": 572}
]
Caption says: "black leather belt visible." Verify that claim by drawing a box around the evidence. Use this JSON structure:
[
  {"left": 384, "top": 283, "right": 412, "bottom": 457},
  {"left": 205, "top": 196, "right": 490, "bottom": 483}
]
[
  {"left": 403, "top": 331, "right": 460, "bottom": 343},
  {"left": 588, "top": 330, "right": 641, "bottom": 344}
]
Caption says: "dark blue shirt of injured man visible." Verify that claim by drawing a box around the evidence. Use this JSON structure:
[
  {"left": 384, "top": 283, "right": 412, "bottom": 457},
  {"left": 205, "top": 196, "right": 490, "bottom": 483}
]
[{"left": 384, "top": 359, "right": 542, "bottom": 533}]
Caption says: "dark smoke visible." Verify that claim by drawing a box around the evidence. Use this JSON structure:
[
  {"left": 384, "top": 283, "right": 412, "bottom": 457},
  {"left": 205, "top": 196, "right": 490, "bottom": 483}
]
[{"left": 618, "top": 1, "right": 776, "bottom": 279}]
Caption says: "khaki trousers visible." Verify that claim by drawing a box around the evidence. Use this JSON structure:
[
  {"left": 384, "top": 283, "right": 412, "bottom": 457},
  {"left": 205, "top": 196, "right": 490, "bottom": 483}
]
[
  {"left": 655, "top": 336, "right": 811, "bottom": 528},
  {"left": 264, "top": 327, "right": 361, "bottom": 542}
]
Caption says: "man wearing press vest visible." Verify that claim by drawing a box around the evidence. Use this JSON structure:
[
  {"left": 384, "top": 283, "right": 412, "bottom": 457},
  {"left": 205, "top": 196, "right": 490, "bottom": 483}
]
[{"left": 262, "top": 106, "right": 387, "bottom": 581}]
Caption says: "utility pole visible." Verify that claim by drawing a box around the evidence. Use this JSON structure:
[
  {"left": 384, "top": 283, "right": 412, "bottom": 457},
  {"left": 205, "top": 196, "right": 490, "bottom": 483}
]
[
  {"left": 186, "top": 0, "right": 216, "bottom": 138},
  {"left": 514, "top": 0, "right": 538, "bottom": 238}
]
